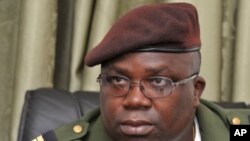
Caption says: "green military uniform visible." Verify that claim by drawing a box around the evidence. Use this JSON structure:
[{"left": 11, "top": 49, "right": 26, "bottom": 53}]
[{"left": 33, "top": 99, "right": 250, "bottom": 141}]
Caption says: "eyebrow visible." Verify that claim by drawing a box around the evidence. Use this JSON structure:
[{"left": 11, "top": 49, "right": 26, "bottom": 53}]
[
  {"left": 104, "top": 64, "right": 171, "bottom": 76},
  {"left": 145, "top": 66, "right": 169, "bottom": 74},
  {"left": 106, "top": 65, "right": 130, "bottom": 75}
]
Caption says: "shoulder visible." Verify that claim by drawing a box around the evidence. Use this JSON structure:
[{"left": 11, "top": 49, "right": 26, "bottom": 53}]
[
  {"left": 196, "top": 99, "right": 250, "bottom": 141},
  {"left": 32, "top": 108, "right": 100, "bottom": 141},
  {"left": 199, "top": 99, "right": 250, "bottom": 125}
]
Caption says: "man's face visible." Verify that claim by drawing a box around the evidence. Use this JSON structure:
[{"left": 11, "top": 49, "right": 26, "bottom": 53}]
[{"left": 100, "top": 52, "right": 205, "bottom": 141}]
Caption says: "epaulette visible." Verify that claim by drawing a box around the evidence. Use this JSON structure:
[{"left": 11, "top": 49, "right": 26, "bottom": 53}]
[
  {"left": 31, "top": 109, "right": 101, "bottom": 141},
  {"left": 225, "top": 108, "right": 250, "bottom": 125},
  {"left": 32, "top": 119, "right": 89, "bottom": 141},
  {"left": 201, "top": 99, "right": 250, "bottom": 126}
]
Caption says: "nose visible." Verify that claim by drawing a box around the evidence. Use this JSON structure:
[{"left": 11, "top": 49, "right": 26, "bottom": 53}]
[{"left": 122, "top": 83, "right": 152, "bottom": 110}]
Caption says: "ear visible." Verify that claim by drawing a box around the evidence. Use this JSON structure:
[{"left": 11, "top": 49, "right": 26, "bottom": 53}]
[{"left": 193, "top": 76, "right": 206, "bottom": 107}]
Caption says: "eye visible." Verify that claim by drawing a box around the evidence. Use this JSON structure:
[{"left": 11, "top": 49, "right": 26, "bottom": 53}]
[
  {"left": 106, "top": 75, "right": 128, "bottom": 85},
  {"left": 147, "top": 77, "right": 170, "bottom": 87}
]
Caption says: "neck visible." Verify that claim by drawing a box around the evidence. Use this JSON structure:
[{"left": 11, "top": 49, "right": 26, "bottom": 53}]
[{"left": 173, "top": 123, "right": 194, "bottom": 141}]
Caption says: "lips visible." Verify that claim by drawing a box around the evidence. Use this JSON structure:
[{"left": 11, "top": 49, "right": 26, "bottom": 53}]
[{"left": 120, "top": 120, "right": 154, "bottom": 136}]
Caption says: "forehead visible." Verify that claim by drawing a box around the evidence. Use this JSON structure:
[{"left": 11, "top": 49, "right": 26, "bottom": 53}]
[{"left": 101, "top": 52, "right": 194, "bottom": 77}]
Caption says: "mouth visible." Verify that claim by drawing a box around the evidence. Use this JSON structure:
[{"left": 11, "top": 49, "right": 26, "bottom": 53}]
[{"left": 120, "top": 120, "right": 154, "bottom": 136}]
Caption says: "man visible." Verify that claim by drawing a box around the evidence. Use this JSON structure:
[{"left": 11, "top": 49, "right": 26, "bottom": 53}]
[{"left": 33, "top": 2, "right": 250, "bottom": 141}]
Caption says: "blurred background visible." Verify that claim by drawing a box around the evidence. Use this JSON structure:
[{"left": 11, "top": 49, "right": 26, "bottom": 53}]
[{"left": 0, "top": 0, "right": 250, "bottom": 140}]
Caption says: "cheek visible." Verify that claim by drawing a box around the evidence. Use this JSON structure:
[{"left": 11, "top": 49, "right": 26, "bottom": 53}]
[
  {"left": 100, "top": 94, "right": 122, "bottom": 122},
  {"left": 100, "top": 94, "right": 114, "bottom": 130},
  {"left": 100, "top": 94, "right": 112, "bottom": 117},
  {"left": 173, "top": 86, "right": 195, "bottom": 117},
  {"left": 156, "top": 87, "right": 195, "bottom": 132},
  {"left": 100, "top": 93, "right": 128, "bottom": 139}
]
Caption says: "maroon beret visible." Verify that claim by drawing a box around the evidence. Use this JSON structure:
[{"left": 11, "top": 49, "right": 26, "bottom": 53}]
[{"left": 85, "top": 2, "right": 201, "bottom": 67}]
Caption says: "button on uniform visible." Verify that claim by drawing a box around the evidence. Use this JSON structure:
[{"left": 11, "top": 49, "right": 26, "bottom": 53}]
[
  {"left": 73, "top": 125, "right": 83, "bottom": 133},
  {"left": 232, "top": 117, "right": 241, "bottom": 125}
]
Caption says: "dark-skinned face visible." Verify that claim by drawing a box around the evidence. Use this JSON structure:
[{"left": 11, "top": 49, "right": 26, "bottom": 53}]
[{"left": 99, "top": 52, "right": 205, "bottom": 141}]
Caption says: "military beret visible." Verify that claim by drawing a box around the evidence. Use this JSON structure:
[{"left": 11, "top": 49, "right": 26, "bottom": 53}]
[{"left": 85, "top": 2, "right": 201, "bottom": 67}]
